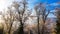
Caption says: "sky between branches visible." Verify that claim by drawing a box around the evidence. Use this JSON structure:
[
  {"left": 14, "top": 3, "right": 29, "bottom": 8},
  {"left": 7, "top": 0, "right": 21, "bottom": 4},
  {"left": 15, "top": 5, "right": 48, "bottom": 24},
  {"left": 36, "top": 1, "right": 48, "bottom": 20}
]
[{"left": 0, "top": 0, "right": 60, "bottom": 17}]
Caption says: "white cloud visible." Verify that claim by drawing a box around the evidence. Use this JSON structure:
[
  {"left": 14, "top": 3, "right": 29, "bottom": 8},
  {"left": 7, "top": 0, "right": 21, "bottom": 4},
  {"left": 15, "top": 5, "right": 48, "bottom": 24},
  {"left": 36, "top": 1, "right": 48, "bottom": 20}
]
[
  {"left": 48, "top": 10, "right": 56, "bottom": 18},
  {"left": 0, "top": 0, "right": 14, "bottom": 11},
  {"left": 48, "top": 3, "right": 60, "bottom": 6}
]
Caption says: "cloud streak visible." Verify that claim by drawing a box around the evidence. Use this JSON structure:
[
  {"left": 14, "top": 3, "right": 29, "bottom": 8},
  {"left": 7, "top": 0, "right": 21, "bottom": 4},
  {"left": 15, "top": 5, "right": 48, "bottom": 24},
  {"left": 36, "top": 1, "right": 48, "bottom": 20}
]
[{"left": 49, "top": 3, "right": 60, "bottom": 6}]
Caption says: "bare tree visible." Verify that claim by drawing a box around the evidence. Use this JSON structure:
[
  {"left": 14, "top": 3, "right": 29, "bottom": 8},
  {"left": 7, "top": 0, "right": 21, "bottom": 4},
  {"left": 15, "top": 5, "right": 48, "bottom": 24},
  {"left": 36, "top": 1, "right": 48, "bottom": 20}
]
[
  {"left": 34, "top": 3, "right": 50, "bottom": 34},
  {"left": 55, "top": 8, "right": 60, "bottom": 34},
  {"left": 1, "top": 4, "right": 20, "bottom": 34},
  {"left": 0, "top": 21, "right": 4, "bottom": 34},
  {"left": 11, "top": 0, "right": 32, "bottom": 34},
  {"left": 3, "top": 7, "right": 16, "bottom": 34}
]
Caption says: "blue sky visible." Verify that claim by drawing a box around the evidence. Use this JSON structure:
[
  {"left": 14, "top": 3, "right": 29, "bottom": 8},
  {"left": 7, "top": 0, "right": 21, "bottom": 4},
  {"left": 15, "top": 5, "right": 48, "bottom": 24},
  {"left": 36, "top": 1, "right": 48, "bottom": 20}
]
[
  {"left": 0, "top": 0, "right": 60, "bottom": 17},
  {"left": 14, "top": 0, "right": 60, "bottom": 17},
  {"left": 28, "top": 0, "right": 60, "bottom": 8},
  {"left": 27, "top": 0, "right": 60, "bottom": 17},
  {"left": 15, "top": 0, "right": 60, "bottom": 9}
]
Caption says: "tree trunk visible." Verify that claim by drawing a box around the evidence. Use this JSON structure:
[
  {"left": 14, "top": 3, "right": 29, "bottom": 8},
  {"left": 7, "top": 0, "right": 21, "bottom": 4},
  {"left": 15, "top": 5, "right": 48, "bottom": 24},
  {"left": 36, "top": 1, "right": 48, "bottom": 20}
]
[{"left": 37, "top": 16, "right": 40, "bottom": 34}]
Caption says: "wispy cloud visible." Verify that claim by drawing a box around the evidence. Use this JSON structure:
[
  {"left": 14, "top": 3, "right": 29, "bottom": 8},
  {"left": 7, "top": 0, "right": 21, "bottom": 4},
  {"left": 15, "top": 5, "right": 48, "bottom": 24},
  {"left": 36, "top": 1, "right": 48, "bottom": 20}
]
[{"left": 47, "top": 3, "right": 60, "bottom": 6}]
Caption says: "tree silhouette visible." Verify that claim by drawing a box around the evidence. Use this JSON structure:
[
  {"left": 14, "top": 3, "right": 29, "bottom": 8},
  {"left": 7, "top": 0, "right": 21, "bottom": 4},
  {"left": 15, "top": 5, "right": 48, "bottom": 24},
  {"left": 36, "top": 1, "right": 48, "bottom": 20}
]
[
  {"left": 56, "top": 8, "right": 60, "bottom": 34},
  {"left": 34, "top": 3, "right": 50, "bottom": 34}
]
